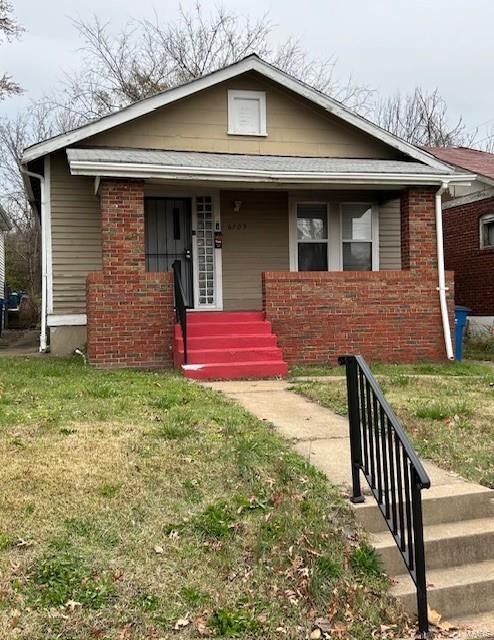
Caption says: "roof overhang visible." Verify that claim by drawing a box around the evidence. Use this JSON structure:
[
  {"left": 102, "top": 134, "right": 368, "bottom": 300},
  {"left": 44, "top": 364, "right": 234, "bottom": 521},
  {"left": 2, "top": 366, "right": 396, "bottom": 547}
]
[
  {"left": 66, "top": 149, "right": 474, "bottom": 187},
  {"left": 22, "top": 55, "right": 455, "bottom": 174},
  {"left": 68, "top": 159, "right": 474, "bottom": 187}
]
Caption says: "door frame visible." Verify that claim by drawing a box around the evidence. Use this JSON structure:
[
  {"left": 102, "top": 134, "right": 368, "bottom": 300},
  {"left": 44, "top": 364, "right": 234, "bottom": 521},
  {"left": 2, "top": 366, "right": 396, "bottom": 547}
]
[
  {"left": 143, "top": 185, "right": 223, "bottom": 310},
  {"left": 144, "top": 195, "right": 194, "bottom": 303}
]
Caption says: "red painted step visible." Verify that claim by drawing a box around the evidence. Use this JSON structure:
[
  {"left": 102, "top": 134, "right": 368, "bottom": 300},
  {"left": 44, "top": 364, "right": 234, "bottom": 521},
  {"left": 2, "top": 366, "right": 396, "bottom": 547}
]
[
  {"left": 181, "top": 360, "right": 288, "bottom": 380},
  {"left": 173, "top": 311, "right": 288, "bottom": 380},
  {"left": 187, "top": 321, "right": 272, "bottom": 337},
  {"left": 183, "top": 346, "right": 284, "bottom": 364},
  {"left": 187, "top": 311, "right": 265, "bottom": 323},
  {"left": 176, "top": 334, "right": 279, "bottom": 349}
]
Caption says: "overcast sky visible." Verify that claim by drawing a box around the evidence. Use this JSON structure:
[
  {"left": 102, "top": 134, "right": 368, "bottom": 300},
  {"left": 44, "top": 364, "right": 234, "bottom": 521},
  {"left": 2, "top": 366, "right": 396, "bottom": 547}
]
[{"left": 2, "top": 0, "right": 493, "bottom": 141}]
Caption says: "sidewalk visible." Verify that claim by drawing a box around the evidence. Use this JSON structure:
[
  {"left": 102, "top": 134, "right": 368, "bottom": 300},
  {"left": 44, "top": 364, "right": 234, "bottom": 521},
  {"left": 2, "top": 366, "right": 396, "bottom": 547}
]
[
  {"left": 202, "top": 379, "right": 477, "bottom": 495},
  {"left": 202, "top": 379, "right": 494, "bottom": 635}
]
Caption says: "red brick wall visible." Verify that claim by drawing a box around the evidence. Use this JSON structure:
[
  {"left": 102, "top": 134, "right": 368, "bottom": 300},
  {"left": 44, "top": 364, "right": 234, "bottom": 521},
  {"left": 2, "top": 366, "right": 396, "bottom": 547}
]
[
  {"left": 263, "top": 271, "right": 454, "bottom": 364},
  {"left": 86, "top": 180, "right": 175, "bottom": 368},
  {"left": 400, "top": 187, "right": 438, "bottom": 271},
  {"left": 443, "top": 196, "right": 494, "bottom": 315},
  {"left": 264, "top": 187, "right": 454, "bottom": 364}
]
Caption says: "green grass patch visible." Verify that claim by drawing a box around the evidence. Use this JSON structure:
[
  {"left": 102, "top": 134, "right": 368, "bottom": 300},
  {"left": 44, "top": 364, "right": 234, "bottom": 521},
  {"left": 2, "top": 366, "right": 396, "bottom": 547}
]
[
  {"left": 0, "top": 357, "right": 405, "bottom": 639},
  {"left": 464, "top": 336, "right": 494, "bottom": 361},
  {"left": 23, "top": 551, "right": 114, "bottom": 609},
  {"left": 293, "top": 367, "right": 494, "bottom": 488},
  {"left": 351, "top": 544, "right": 383, "bottom": 577},
  {"left": 289, "top": 360, "right": 492, "bottom": 378}
]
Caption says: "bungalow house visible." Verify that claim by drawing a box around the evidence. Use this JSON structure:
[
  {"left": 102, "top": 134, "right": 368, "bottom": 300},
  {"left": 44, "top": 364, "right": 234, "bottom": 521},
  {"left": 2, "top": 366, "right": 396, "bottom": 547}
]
[
  {"left": 426, "top": 146, "right": 494, "bottom": 336},
  {"left": 21, "top": 55, "right": 473, "bottom": 378}
]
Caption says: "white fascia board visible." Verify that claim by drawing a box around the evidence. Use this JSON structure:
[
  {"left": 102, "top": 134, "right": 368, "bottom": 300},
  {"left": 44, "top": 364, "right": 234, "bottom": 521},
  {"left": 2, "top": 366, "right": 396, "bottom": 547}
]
[
  {"left": 68, "top": 159, "right": 474, "bottom": 186},
  {"left": 47, "top": 313, "right": 87, "bottom": 327},
  {"left": 22, "top": 56, "right": 453, "bottom": 173},
  {"left": 22, "top": 58, "right": 262, "bottom": 163}
]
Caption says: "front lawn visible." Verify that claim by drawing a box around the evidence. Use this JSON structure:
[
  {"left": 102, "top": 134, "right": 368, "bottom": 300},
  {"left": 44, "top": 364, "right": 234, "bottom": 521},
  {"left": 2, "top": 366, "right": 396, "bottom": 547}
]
[
  {"left": 0, "top": 357, "right": 405, "bottom": 640},
  {"left": 292, "top": 363, "right": 494, "bottom": 488}
]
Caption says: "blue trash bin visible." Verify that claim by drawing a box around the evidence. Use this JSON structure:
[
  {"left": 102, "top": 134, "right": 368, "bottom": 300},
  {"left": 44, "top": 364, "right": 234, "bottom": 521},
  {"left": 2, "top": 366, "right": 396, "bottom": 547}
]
[{"left": 454, "top": 306, "right": 470, "bottom": 361}]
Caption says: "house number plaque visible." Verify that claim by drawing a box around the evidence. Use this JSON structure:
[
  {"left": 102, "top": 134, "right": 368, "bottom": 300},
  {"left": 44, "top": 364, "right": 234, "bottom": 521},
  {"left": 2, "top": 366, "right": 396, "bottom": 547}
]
[{"left": 227, "top": 223, "right": 248, "bottom": 231}]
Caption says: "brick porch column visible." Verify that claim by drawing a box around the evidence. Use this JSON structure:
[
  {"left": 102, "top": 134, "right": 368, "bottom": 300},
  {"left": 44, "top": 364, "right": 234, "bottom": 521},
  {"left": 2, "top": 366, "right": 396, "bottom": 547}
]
[
  {"left": 400, "top": 186, "right": 438, "bottom": 272},
  {"left": 86, "top": 180, "right": 174, "bottom": 368},
  {"left": 101, "top": 181, "right": 146, "bottom": 274}
]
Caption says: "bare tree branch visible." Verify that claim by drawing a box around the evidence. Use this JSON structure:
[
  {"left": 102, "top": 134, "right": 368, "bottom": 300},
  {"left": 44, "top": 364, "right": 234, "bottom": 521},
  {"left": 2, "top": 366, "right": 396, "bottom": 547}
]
[
  {"left": 371, "top": 87, "right": 473, "bottom": 147},
  {"left": 0, "top": 0, "right": 24, "bottom": 99}
]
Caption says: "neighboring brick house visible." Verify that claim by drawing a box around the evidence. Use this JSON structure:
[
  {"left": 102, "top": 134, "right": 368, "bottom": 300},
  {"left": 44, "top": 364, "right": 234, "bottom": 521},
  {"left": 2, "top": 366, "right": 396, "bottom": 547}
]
[
  {"left": 21, "top": 55, "right": 472, "bottom": 378},
  {"left": 426, "top": 147, "right": 494, "bottom": 334}
]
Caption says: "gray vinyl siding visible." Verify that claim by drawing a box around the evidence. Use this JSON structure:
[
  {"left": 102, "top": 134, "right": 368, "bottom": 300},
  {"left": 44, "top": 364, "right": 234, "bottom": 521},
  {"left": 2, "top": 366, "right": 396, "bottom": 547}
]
[
  {"left": 221, "top": 190, "right": 290, "bottom": 310},
  {"left": 50, "top": 151, "right": 102, "bottom": 314},
  {"left": 379, "top": 198, "right": 402, "bottom": 270}
]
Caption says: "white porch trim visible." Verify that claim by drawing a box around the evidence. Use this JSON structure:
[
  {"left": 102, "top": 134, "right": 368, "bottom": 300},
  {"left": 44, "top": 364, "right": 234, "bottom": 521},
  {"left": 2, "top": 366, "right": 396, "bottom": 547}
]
[
  {"left": 44, "top": 156, "right": 53, "bottom": 314},
  {"left": 48, "top": 313, "right": 87, "bottom": 327},
  {"left": 68, "top": 160, "right": 473, "bottom": 187}
]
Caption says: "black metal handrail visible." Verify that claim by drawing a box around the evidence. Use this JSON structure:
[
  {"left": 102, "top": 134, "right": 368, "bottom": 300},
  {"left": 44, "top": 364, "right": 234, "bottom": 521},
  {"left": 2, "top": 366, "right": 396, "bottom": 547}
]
[
  {"left": 172, "top": 261, "right": 188, "bottom": 364},
  {"left": 338, "top": 355, "right": 431, "bottom": 635}
]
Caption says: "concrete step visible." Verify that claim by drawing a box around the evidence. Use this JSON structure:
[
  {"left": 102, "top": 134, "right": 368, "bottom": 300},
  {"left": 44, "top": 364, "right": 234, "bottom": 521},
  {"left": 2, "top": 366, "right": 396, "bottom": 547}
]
[
  {"left": 176, "top": 333, "right": 279, "bottom": 349},
  {"left": 372, "top": 518, "right": 494, "bottom": 575},
  {"left": 187, "top": 320, "right": 272, "bottom": 337},
  {"left": 180, "top": 346, "right": 284, "bottom": 364},
  {"left": 392, "top": 559, "right": 494, "bottom": 619},
  {"left": 187, "top": 311, "right": 264, "bottom": 323},
  {"left": 449, "top": 610, "right": 494, "bottom": 634},
  {"left": 182, "top": 360, "right": 288, "bottom": 380},
  {"left": 354, "top": 483, "right": 494, "bottom": 533}
]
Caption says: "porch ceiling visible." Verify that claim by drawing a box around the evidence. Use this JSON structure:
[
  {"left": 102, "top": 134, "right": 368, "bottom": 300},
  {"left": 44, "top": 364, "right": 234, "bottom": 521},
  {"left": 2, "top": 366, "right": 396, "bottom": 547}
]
[{"left": 67, "top": 147, "right": 474, "bottom": 187}]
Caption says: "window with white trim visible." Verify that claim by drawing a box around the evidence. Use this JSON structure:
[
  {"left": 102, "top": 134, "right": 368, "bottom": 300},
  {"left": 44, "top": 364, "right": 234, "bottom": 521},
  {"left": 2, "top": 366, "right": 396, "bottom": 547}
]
[
  {"left": 480, "top": 213, "right": 494, "bottom": 248},
  {"left": 341, "top": 204, "right": 374, "bottom": 271},
  {"left": 227, "top": 90, "right": 266, "bottom": 136},
  {"left": 296, "top": 203, "right": 329, "bottom": 271}
]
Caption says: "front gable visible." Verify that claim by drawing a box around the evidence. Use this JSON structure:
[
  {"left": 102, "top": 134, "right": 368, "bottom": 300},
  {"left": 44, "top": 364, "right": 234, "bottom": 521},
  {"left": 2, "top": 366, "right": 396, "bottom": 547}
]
[{"left": 85, "top": 71, "right": 404, "bottom": 160}]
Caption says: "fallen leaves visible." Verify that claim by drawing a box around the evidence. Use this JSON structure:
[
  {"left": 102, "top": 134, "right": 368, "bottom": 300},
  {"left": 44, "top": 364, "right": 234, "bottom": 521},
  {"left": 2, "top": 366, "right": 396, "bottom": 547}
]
[
  {"left": 173, "top": 617, "right": 190, "bottom": 631},
  {"left": 428, "top": 605, "right": 442, "bottom": 627}
]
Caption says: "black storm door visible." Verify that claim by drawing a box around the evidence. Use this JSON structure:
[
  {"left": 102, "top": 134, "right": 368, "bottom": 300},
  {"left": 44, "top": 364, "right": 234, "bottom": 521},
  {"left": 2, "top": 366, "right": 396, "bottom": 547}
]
[{"left": 145, "top": 197, "right": 193, "bottom": 305}]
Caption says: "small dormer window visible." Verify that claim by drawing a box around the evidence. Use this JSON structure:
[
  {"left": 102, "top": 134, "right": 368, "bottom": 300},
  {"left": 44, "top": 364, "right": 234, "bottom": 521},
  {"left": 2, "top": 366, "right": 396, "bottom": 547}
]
[
  {"left": 228, "top": 90, "right": 267, "bottom": 136},
  {"left": 480, "top": 213, "right": 494, "bottom": 249}
]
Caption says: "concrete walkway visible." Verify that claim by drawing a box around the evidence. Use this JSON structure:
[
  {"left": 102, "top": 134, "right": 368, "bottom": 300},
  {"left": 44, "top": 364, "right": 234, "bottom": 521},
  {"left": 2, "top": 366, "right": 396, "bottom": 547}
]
[
  {"left": 202, "top": 379, "right": 470, "bottom": 494},
  {"left": 203, "top": 379, "right": 494, "bottom": 634},
  {"left": 0, "top": 329, "right": 40, "bottom": 356}
]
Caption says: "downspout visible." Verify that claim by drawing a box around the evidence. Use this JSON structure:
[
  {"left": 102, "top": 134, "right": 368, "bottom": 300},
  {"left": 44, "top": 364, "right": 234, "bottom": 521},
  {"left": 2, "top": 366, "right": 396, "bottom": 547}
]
[
  {"left": 435, "top": 181, "right": 454, "bottom": 361},
  {"left": 20, "top": 168, "right": 47, "bottom": 352}
]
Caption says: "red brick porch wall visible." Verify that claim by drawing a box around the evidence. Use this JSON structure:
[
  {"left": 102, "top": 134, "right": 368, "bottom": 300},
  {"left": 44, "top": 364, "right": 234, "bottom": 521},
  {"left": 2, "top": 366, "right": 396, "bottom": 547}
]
[
  {"left": 263, "top": 187, "right": 455, "bottom": 364},
  {"left": 86, "top": 181, "right": 174, "bottom": 368},
  {"left": 443, "top": 196, "right": 494, "bottom": 316},
  {"left": 262, "top": 271, "right": 454, "bottom": 364}
]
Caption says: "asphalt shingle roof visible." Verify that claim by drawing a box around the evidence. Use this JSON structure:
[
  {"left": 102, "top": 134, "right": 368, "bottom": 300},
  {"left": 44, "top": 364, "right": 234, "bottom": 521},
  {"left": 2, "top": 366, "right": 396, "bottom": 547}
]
[
  {"left": 67, "top": 148, "right": 453, "bottom": 175},
  {"left": 425, "top": 146, "right": 494, "bottom": 181}
]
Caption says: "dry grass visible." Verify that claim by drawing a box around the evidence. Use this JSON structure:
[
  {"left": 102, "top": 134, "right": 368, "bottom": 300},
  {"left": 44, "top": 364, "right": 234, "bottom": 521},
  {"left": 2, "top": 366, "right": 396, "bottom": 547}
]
[
  {"left": 0, "top": 357, "right": 405, "bottom": 640},
  {"left": 293, "top": 365, "right": 494, "bottom": 488}
]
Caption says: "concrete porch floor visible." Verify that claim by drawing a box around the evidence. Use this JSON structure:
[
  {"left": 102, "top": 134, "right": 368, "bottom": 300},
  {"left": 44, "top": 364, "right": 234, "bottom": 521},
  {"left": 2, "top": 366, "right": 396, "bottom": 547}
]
[{"left": 201, "top": 379, "right": 494, "bottom": 637}]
